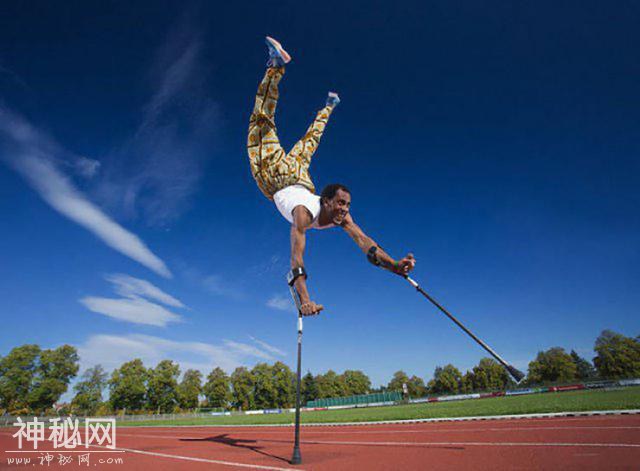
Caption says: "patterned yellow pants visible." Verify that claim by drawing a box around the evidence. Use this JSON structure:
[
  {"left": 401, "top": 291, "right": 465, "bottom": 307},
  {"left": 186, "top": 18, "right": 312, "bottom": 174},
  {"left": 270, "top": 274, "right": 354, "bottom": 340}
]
[{"left": 247, "top": 67, "right": 334, "bottom": 200}]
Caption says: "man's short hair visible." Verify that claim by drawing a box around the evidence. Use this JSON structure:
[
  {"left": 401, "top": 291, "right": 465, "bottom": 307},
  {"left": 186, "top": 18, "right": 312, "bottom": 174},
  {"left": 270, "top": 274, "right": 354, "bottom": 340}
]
[{"left": 320, "top": 183, "right": 350, "bottom": 205}]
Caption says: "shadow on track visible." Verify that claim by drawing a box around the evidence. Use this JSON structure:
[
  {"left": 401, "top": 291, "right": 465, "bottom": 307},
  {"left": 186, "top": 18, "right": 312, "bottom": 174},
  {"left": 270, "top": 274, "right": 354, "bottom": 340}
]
[{"left": 180, "top": 433, "right": 290, "bottom": 463}]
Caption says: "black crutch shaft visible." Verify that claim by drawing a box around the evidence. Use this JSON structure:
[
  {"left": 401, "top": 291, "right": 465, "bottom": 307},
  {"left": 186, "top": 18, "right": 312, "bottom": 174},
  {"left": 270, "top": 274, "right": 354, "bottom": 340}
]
[
  {"left": 404, "top": 276, "right": 525, "bottom": 382},
  {"left": 288, "top": 283, "right": 303, "bottom": 465}
]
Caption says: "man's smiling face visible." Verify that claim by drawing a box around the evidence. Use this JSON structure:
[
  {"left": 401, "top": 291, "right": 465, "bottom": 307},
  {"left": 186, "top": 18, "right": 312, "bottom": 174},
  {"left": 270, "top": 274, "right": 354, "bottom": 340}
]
[{"left": 323, "top": 188, "right": 351, "bottom": 225}]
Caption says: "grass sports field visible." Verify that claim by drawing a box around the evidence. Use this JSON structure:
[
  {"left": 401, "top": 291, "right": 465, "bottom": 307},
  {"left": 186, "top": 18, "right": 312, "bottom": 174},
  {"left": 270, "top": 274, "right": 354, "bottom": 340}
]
[{"left": 122, "top": 386, "right": 640, "bottom": 426}]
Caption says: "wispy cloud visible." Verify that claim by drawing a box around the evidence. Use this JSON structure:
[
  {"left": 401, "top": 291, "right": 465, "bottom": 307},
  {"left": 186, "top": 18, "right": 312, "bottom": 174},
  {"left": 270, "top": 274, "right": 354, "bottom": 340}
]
[
  {"left": 71, "top": 156, "right": 101, "bottom": 179},
  {"left": 93, "top": 19, "right": 218, "bottom": 227},
  {"left": 267, "top": 293, "right": 295, "bottom": 312},
  {"left": 177, "top": 261, "right": 246, "bottom": 300},
  {"left": 0, "top": 63, "right": 30, "bottom": 91},
  {"left": 202, "top": 274, "right": 244, "bottom": 300},
  {"left": 248, "top": 254, "right": 286, "bottom": 278},
  {"left": 80, "top": 296, "right": 182, "bottom": 327},
  {"left": 77, "top": 333, "right": 278, "bottom": 374},
  {"left": 0, "top": 16, "right": 217, "bottom": 277},
  {"left": 222, "top": 340, "right": 275, "bottom": 361},
  {"left": 80, "top": 273, "right": 184, "bottom": 326},
  {"left": 106, "top": 273, "right": 184, "bottom": 308},
  {"left": 249, "top": 335, "right": 286, "bottom": 357},
  {"left": 0, "top": 107, "right": 172, "bottom": 278}
]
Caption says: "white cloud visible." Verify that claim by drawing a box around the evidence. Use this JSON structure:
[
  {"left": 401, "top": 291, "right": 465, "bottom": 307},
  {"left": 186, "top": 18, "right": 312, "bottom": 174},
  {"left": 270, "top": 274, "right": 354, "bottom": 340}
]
[
  {"left": 80, "top": 273, "right": 185, "bottom": 326},
  {"left": 92, "top": 22, "right": 219, "bottom": 227},
  {"left": 106, "top": 273, "right": 184, "bottom": 308},
  {"left": 76, "top": 334, "right": 278, "bottom": 375},
  {"left": 0, "top": 107, "right": 172, "bottom": 278},
  {"left": 249, "top": 335, "right": 286, "bottom": 357},
  {"left": 73, "top": 156, "right": 101, "bottom": 178},
  {"left": 248, "top": 254, "right": 285, "bottom": 277},
  {"left": 79, "top": 296, "right": 182, "bottom": 327},
  {"left": 202, "top": 274, "right": 244, "bottom": 300},
  {"left": 0, "top": 63, "right": 30, "bottom": 91},
  {"left": 223, "top": 340, "right": 275, "bottom": 361},
  {"left": 267, "top": 293, "right": 295, "bottom": 312},
  {"left": 178, "top": 263, "right": 246, "bottom": 300},
  {"left": 140, "top": 36, "right": 200, "bottom": 131}
]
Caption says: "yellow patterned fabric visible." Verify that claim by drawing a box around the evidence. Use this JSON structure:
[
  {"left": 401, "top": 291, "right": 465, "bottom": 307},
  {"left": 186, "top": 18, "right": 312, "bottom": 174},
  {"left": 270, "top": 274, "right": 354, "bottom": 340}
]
[{"left": 247, "top": 67, "right": 334, "bottom": 200}]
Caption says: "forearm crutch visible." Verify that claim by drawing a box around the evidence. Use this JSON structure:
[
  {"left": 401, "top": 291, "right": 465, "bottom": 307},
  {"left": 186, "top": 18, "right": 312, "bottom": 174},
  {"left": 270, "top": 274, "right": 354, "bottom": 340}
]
[{"left": 286, "top": 267, "right": 306, "bottom": 465}]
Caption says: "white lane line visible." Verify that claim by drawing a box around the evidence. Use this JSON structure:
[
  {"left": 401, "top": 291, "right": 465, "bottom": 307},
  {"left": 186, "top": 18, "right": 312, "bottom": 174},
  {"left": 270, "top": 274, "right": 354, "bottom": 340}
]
[
  {"left": 115, "top": 425, "right": 640, "bottom": 441},
  {"left": 88, "top": 444, "right": 303, "bottom": 470},
  {"left": 297, "top": 439, "right": 640, "bottom": 448},
  {"left": 121, "top": 421, "right": 640, "bottom": 435},
  {"left": 453, "top": 426, "right": 640, "bottom": 433}
]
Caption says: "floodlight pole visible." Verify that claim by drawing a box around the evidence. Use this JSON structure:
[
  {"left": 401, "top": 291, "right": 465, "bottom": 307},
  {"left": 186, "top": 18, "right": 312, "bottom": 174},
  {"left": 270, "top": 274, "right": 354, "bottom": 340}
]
[{"left": 288, "top": 281, "right": 304, "bottom": 465}]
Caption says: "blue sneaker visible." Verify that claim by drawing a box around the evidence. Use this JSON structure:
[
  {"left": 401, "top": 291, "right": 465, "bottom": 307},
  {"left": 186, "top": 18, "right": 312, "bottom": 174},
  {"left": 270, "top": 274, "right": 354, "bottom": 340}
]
[
  {"left": 326, "top": 92, "right": 340, "bottom": 108},
  {"left": 265, "top": 36, "right": 291, "bottom": 68}
]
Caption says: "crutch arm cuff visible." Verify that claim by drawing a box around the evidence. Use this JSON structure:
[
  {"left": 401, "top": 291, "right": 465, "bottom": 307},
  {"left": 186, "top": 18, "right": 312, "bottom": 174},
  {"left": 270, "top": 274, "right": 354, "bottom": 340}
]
[
  {"left": 287, "top": 267, "right": 307, "bottom": 286},
  {"left": 367, "top": 246, "right": 381, "bottom": 266}
]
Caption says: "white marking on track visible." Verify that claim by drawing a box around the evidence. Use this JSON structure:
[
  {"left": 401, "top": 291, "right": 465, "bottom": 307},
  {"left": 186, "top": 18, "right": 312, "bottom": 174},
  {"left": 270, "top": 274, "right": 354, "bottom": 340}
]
[
  {"left": 89, "top": 444, "right": 303, "bottom": 470},
  {"left": 297, "top": 439, "right": 640, "bottom": 448},
  {"left": 115, "top": 425, "right": 640, "bottom": 441}
]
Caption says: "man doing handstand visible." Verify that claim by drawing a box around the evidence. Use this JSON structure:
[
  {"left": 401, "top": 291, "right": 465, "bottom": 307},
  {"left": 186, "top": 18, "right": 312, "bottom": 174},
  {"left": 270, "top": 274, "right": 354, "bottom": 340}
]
[{"left": 247, "top": 37, "right": 416, "bottom": 316}]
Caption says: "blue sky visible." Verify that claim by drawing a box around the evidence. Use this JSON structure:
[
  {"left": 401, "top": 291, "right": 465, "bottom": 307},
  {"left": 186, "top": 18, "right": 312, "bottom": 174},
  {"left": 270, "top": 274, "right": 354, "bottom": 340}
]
[{"left": 1, "top": 1, "right": 638, "bottom": 397}]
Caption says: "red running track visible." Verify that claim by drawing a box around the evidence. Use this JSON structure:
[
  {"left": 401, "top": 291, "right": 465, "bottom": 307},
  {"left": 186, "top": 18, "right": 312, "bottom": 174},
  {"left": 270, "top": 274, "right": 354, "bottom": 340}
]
[{"left": 1, "top": 414, "right": 639, "bottom": 470}]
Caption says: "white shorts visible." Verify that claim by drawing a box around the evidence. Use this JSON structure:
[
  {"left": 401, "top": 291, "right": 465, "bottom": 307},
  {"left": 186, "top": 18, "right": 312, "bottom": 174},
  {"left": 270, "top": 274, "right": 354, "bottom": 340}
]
[
  {"left": 273, "top": 185, "right": 334, "bottom": 230},
  {"left": 273, "top": 185, "right": 321, "bottom": 223}
]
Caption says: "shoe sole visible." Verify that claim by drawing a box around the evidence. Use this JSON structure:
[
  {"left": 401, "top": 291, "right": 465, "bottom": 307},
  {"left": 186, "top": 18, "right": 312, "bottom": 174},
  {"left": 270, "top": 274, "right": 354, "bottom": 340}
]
[
  {"left": 327, "top": 92, "right": 340, "bottom": 105},
  {"left": 265, "top": 36, "right": 291, "bottom": 64}
]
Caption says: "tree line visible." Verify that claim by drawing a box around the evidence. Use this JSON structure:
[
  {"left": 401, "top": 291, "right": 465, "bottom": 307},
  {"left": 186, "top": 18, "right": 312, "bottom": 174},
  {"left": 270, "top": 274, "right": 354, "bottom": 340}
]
[{"left": 0, "top": 329, "right": 638, "bottom": 416}]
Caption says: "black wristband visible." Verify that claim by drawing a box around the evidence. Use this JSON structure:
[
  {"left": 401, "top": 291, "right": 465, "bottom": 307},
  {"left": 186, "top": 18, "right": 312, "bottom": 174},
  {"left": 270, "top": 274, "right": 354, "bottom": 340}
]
[
  {"left": 287, "top": 267, "right": 307, "bottom": 286},
  {"left": 367, "top": 246, "right": 381, "bottom": 266}
]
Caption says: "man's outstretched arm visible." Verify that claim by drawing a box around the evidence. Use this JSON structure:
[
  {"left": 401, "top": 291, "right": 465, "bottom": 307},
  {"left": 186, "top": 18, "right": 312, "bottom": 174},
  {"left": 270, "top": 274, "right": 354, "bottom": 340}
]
[
  {"left": 341, "top": 214, "right": 416, "bottom": 275},
  {"left": 290, "top": 206, "right": 324, "bottom": 316}
]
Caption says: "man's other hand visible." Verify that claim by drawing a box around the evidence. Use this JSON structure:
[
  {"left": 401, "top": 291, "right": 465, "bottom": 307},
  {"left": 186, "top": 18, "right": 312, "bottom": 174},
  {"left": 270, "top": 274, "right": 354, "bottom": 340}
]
[
  {"left": 397, "top": 253, "right": 416, "bottom": 275},
  {"left": 300, "top": 301, "right": 324, "bottom": 316}
]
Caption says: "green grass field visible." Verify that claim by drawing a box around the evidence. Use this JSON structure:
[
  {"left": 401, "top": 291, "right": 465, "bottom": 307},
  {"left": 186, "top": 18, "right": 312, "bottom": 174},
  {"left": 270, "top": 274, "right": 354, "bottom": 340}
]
[{"left": 120, "top": 386, "right": 640, "bottom": 427}]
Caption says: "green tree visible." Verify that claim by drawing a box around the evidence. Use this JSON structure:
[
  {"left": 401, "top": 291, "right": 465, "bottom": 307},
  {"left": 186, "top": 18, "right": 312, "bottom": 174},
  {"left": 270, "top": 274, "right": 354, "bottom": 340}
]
[
  {"left": 252, "top": 363, "right": 276, "bottom": 409},
  {"left": 387, "top": 371, "right": 410, "bottom": 394},
  {"left": 470, "top": 358, "right": 511, "bottom": 392},
  {"left": 388, "top": 371, "right": 426, "bottom": 397},
  {"left": 570, "top": 351, "right": 597, "bottom": 381},
  {"left": 428, "top": 365, "right": 462, "bottom": 394},
  {"left": 0, "top": 345, "right": 41, "bottom": 413},
  {"left": 109, "top": 359, "right": 149, "bottom": 412},
  {"left": 27, "top": 345, "right": 80, "bottom": 414},
  {"left": 593, "top": 330, "right": 640, "bottom": 379},
  {"left": 341, "top": 370, "right": 371, "bottom": 396},
  {"left": 459, "top": 372, "right": 474, "bottom": 394},
  {"left": 527, "top": 347, "right": 577, "bottom": 384},
  {"left": 71, "top": 365, "right": 108, "bottom": 415},
  {"left": 178, "top": 369, "right": 203, "bottom": 410},
  {"left": 407, "top": 376, "right": 427, "bottom": 397},
  {"left": 315, "top": 370, "right": 345, "bottom": 399},
  {"left": 203, "top": 367, "right": 230, "bottom": 409},
  {"left": 301, "top": 371, "right": 318, "bottom": 404},
  {"left": 230, "top": 367, "right": 254, "bottom": 410},
  {"left": 272, "top": 362, "right": 295, "bottom": 408},
  {"left": 147, "top": 360, "right": 181, "bottom": 413}
]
